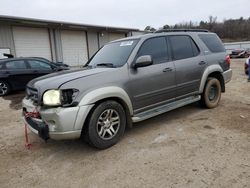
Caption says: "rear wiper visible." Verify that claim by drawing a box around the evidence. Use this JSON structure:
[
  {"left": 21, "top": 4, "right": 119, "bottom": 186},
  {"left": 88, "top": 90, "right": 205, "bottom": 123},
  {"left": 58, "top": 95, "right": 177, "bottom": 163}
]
[{"left": 96, "top": 63, "right": 115, "bottom": 68}]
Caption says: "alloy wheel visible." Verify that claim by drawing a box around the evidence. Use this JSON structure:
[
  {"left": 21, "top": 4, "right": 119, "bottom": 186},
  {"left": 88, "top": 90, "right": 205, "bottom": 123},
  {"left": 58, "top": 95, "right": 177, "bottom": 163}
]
[
  {"left": 0, "top": 82, "right": 8, "bottom": 96},
  {"left": 96, "top": 109, "right": 120, "bottom": 140}
]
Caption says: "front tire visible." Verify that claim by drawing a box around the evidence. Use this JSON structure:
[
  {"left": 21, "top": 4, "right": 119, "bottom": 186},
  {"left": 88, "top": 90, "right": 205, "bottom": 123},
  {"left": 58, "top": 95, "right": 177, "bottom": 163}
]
[
  {"left": 201, "top": 78, "right": 221, "bottom": 108},
  {"left": 85, "top": 100, "right": 126, "bottom": 149},
  {"left": 0, "top": 80, "right": 10, "bottom": 96}
]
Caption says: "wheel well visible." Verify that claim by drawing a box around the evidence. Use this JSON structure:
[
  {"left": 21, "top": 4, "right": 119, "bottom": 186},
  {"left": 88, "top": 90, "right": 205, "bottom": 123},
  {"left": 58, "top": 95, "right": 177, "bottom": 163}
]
[
  {"left": 207, "top": 72, "right": 225, "bottom": 92},
  {"left": 82, "top": 97, "right": 133, "bottom": 135}
]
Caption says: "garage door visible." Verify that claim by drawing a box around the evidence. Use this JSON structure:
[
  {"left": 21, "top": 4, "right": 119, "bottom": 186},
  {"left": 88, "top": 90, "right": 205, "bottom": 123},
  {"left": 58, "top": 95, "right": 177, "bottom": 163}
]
[
  {"left": 109, "top": 33, "right": 126, "bottom": 42},
  {"left": 61, "top": 30, "right": 88, "bottom": 66},
  {"left": 13, "top": 27, "right": 52, "bottom": 60}
]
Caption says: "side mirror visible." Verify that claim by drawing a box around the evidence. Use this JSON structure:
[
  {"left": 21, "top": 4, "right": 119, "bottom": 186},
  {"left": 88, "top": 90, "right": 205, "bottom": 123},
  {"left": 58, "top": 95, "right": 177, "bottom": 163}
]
[
  {"left": 133, "top": 55, "right": 153, "bottom": 68},
  {"left": 51, "top": 66, "right": 59, "bottom": 71}
]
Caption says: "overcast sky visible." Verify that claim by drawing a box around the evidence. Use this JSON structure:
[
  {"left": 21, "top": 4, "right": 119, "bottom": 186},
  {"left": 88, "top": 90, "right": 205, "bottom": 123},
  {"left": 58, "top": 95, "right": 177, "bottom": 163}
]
[{"left": 0, "top": 0, "right": 249, "bottom": 29}]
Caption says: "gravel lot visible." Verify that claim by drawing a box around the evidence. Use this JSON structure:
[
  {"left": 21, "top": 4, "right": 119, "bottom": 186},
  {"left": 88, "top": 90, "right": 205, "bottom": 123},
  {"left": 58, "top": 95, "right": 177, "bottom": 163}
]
[{"left": 0, "top": 59, "right": 249, "bottom": 188}]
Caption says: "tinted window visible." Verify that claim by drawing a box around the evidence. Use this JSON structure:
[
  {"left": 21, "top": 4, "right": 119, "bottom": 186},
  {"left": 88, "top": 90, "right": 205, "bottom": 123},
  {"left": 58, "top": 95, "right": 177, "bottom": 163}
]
[
  {"left": 28, "top": 60, "right": 52, "bottom": 70},
  {"left": 199, "top": 34, "right": 225, "bottom": 53},
  {"left": 5, "top": 60, "right": 26, "bottom": 69},
  {"left": 169, "top": 36, "right": 199, "bottom": 60},
  {"left": 137, "top": 37, "right": 168, "bottom": 64}
]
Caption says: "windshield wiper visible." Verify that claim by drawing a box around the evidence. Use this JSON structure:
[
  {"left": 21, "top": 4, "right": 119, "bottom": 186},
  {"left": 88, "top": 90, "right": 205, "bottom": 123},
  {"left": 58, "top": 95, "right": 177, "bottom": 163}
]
[{"left": 96, "top": 63, "right": 116, "bottom": 68}]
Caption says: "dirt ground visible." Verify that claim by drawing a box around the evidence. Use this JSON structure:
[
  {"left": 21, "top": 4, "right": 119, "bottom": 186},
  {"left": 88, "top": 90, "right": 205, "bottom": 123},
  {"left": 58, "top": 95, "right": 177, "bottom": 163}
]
[{"left": 0, "top": 59, "right": 249, "bottom": 188}]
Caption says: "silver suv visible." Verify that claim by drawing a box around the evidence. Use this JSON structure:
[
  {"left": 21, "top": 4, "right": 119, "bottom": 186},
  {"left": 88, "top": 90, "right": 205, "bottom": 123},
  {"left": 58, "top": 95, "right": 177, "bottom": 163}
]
[{"left": 22, "top": 30, "right": 232, "bottom": 149}]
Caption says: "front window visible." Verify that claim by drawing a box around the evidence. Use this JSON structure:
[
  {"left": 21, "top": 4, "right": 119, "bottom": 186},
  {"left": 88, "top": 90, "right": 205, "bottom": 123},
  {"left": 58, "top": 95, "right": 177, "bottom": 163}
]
[
  {"left": 88, "top": 39, "right": 139, "bottom": 68},
  {"left": 136, "top": 37, "right": 169, "bottom": 64},
  {"left": 28, "top": 60, "right": 52, "bottom": 70}
]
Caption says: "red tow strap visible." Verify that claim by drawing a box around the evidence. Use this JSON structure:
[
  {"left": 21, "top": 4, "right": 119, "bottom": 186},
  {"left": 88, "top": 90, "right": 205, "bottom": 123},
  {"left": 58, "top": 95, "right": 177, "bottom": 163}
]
[
  {"left": 24, "top": 110, "right": 40, "bottom": 150},
  {"left": 24, "top": 123, "right": 31, "bottom": 149}
]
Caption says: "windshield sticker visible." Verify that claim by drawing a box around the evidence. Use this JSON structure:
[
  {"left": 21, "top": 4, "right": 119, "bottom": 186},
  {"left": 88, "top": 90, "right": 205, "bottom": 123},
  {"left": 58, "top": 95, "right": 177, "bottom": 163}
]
[{"left": 120, "top": 41, "right": 134, "bottom": 46}]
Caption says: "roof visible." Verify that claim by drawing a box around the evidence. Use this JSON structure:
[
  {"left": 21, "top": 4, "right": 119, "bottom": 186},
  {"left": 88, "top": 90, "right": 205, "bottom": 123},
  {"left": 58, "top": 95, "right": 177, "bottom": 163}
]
[
  {"left": 114, "top": 30, "right": 214, "bottom": 42},
  {"left": 0, "top": 15, "right": 139, "bottom": 32}
]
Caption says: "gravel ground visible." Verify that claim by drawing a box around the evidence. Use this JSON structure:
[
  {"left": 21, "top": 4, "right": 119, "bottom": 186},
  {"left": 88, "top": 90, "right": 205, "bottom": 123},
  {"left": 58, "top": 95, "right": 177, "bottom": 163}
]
[{"left": 0, "top": 59, "right": 249, "bottom": 188}]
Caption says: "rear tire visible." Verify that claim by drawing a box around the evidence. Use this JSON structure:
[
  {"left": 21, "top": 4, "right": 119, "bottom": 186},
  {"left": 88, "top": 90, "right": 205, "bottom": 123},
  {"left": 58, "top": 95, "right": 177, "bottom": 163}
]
[
  {"left": 0, "top": 80, "right": 10, "bottom": 96},
  {"left": 201, "top": 78, "right": 221, "bottom": 108},
  {"left": 84, "top": 100, "right": 126, "bottom": 149}
]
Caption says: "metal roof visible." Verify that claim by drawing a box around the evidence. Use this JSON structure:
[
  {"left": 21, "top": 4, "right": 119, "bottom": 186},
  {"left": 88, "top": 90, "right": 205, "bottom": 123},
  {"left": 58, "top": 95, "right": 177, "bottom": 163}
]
[{"left": 0, "top": 15, "right": 139, "bottom": 32}]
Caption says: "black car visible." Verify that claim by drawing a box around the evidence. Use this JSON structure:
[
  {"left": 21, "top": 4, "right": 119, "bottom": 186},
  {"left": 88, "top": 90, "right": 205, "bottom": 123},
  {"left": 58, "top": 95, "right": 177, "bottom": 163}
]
[{"left": 0, "top": 57, "right": 69, "bottom": 96}]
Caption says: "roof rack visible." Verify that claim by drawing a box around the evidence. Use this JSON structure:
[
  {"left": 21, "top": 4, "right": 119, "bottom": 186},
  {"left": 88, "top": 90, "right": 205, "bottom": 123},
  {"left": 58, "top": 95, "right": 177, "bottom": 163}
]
[{"left": 154, "top": 29, "right": 209, "bottom": 33}]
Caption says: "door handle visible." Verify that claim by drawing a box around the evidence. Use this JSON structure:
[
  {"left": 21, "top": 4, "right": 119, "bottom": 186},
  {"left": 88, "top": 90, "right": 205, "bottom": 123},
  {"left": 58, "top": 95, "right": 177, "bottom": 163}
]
[
  {"left": 33, "top": 70, "right": 38, "bottom": 73},
  {"left": 199, "top": 61, "right": 206, "bottom": 65},
  {"left": 4, "top": 71, "right": 10, "bottom": 74},
  {"left": 163, "top": 67, "right": 173, "bottom": 72}
]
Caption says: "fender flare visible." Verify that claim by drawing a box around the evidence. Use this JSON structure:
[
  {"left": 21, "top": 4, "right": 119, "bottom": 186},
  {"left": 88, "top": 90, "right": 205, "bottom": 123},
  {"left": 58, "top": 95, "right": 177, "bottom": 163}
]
[
  {"left": 78, "top": 86, "right": 133, "bottom": 115},
  {"left": 199, "top": 64, "right": 223, "bottom": 93}
]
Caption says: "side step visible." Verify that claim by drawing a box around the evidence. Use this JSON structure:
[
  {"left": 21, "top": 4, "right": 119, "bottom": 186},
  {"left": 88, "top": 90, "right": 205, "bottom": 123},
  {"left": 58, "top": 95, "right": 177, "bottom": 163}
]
[{"left": 132, "top": 95, "right": 201, "bottom": 123}]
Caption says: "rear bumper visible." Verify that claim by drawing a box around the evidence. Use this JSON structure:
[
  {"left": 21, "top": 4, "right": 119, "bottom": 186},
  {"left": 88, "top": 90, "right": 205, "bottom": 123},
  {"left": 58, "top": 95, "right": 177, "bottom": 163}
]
[{"left": 223, "top": 69, "right": 232, "bottom": 84}]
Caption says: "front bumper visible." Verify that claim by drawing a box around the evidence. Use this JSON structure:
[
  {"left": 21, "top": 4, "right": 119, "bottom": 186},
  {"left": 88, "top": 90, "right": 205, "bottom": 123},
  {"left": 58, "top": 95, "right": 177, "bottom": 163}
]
[
  {"left": 22, "top": 98, "right": 93, "bottom": 140},
  {"left": 223, "top": 69, "right": 232, "bottom": 84}
]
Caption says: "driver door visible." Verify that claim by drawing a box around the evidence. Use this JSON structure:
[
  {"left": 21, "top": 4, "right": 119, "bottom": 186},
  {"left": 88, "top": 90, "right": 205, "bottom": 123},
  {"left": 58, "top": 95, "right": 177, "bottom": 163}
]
[{"left": 128, "top": 37, "right": 176, "bottom": 113}]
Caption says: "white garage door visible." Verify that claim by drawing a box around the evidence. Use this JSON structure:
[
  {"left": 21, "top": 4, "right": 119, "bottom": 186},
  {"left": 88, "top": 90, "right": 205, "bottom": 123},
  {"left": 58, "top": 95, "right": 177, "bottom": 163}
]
[
  {"left": 13, "top": 27, "right": 52, "bottom": 60},
  {"left": 61, "top": 30, "right": 88, "bottom": 66},
  {"left": 109, "top": 33, "right": 126, "bottom": 42}
]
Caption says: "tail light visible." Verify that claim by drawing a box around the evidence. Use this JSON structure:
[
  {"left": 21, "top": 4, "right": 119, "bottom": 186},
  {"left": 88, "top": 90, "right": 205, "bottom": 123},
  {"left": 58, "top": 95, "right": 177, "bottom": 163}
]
[{"left": 226, "top": 55, "right": 231, "bottom": 66}]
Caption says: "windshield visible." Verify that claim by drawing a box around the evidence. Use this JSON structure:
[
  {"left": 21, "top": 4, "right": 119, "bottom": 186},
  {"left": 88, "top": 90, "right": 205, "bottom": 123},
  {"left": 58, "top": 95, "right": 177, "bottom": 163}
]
[{"left": 88, "top": 39, "right": 139, "bottom": 67}]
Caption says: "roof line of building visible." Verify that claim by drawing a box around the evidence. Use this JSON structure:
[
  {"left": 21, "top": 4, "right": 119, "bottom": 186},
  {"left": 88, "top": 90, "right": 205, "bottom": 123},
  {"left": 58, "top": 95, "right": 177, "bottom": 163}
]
[{"left": 0, "top": 15, "right": 139, "bottom": 32}]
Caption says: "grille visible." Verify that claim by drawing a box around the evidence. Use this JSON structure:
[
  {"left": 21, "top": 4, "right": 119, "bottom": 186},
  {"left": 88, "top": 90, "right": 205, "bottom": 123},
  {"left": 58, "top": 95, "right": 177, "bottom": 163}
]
[{"left": 26, "top": 86, "right": 38, "bottom": 104}]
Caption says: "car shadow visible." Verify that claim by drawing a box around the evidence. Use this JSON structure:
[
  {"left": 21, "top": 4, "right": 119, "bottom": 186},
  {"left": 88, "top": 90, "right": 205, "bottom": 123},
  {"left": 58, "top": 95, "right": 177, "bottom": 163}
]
[
  {"left": 2, "top": 91, "right": 25, "bottom": 110},
  {"left": 31, "top": 102, "right": 205, "bottom": 152}
]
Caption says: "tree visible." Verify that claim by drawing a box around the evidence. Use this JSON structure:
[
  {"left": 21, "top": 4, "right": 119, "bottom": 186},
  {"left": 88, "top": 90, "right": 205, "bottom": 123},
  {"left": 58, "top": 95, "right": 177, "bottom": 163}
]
[
  {"left": 155, "top": 16, "right": 250, "bottom": 41},
  {"left": 144, "top": 26, "right": 156, "bottom": 32}
]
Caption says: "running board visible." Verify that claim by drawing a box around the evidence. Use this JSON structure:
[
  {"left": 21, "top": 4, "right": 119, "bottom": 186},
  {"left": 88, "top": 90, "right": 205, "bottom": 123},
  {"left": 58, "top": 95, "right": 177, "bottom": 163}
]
[{"left": 132, "top": 95, "right": 201, "bottom": 123}]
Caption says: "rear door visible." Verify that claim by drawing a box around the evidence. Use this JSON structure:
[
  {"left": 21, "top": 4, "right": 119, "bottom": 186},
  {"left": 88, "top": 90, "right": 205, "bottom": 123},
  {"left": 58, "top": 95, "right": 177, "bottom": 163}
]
[
  {"left": 128, "top": 37, "right": 176, "bottom": 113},
  {"left": 169, "top": 35, "right": 206, "bottom": 99},
  {"left": 3, "top": 60, "right": 30, "bottom": 89}
]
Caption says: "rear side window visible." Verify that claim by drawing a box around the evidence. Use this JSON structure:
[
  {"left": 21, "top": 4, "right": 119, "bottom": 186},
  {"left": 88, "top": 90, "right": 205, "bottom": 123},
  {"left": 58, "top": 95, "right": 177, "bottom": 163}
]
[
  {"left": 5, "top": 60, "right": 26, "bottom": 69},
  {"left": 169, "top": 35, "right": 200, "bottom": 60},
  {"left": 137, "top": 37, "right": 169, "bottom": 64},
  {"left": 199, "top": 34, "right": 225, "bottom": 53}
]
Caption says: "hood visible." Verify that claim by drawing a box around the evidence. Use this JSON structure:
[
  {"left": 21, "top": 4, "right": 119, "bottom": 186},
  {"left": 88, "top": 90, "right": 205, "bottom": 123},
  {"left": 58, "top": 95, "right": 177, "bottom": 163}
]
[{"left": 27, "top": 67, "right": 113, "bottom": 92}]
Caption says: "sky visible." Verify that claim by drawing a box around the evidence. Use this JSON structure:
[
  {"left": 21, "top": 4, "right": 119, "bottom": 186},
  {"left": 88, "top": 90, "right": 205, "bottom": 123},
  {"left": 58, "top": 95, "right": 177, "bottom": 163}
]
[{"left": 0, "top": 0, "right": 249, "bottom": 30}]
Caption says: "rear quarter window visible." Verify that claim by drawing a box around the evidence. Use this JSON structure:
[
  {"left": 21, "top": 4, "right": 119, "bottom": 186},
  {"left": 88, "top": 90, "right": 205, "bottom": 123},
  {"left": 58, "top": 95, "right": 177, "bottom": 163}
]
[{"left": 199, "top": 34, "right": 225, "bottom": 53}]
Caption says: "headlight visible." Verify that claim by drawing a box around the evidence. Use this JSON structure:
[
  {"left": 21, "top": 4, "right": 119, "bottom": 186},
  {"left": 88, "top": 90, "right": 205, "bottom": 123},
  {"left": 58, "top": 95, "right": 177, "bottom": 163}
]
[
  {"left": 43, "top": 90, "right": 61, "bottom": 106},
  {"left": 61, "top": 89, "right": 79, "bottom": 106}
]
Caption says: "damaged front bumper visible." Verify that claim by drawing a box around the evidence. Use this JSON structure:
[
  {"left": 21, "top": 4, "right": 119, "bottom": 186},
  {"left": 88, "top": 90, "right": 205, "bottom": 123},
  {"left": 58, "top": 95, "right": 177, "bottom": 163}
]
[{"left": 22, "top": 98, "right": 93, "bottom": 141}]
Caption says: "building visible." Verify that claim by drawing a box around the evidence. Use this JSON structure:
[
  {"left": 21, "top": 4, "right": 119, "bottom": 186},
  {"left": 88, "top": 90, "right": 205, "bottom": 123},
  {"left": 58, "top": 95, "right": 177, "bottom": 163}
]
[{"left": 0, "top": 15, "right": 139, "bottom": 66}]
